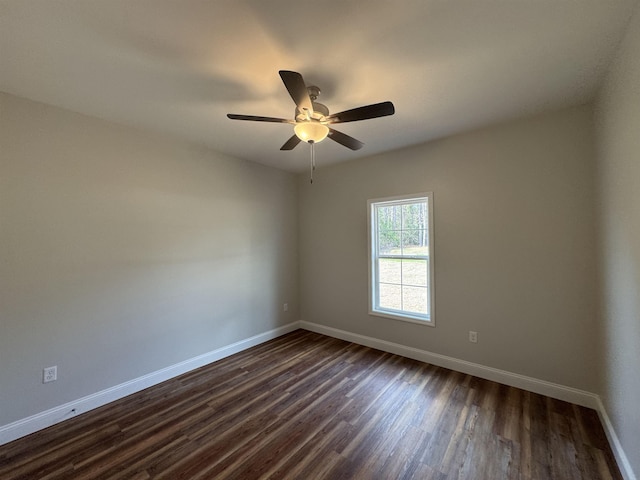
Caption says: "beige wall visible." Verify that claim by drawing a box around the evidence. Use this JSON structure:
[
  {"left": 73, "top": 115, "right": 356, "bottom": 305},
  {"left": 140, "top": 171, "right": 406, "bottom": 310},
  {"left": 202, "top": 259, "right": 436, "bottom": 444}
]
[
  {"left": 299, "top": 105, "right": 599, "bottom": 392},
  {"left": 595, "top": 3, "right": 640, "bottom": 476},
  {"left": 0, "top": 93, "right": 299, "bottom": 426}
]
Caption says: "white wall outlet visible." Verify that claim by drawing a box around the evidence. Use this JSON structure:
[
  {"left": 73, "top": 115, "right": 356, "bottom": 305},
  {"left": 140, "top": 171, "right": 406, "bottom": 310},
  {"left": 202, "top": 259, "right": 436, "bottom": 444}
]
[
  {"left": 469, "top": 331, "right": 478, "bottom": 343},
  {"left": 43, "top": 366, "right": 57, "bottom": 383},
  {"left": 283, "top": 303, "right": 288, "bottom": 312}
]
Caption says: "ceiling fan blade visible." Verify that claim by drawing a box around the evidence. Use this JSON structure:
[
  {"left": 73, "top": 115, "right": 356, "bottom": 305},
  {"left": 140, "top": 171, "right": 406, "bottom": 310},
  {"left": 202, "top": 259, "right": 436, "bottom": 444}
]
[
  {"left": 326, "top": 101, "right": 395, "bottom": 124},
  {"left": 328, "top": 128, "right": 364, "bottom": 150},
  {"left": 280, "top": 135, "right": 302, "bottom": 151},
  {"left": 279, "top": 70, "right": 314, "bottom": 115},
  {"left": 227, "top": 114, "right": 294, "bottom": 123}
]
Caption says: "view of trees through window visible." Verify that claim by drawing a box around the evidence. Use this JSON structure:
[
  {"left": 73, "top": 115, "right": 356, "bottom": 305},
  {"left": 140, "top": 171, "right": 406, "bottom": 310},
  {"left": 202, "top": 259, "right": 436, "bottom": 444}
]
[
  {"left": 377, "top": 202, "right": 429, "bottom": 256},
  {"left": 373, "top": 198, "right": 431, "bottom": 318}
]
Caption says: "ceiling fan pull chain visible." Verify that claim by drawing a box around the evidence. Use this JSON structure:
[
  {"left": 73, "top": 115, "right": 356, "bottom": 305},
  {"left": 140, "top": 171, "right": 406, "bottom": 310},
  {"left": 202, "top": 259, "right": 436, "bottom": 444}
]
[
  {"left": 309, "top": 140, "right": 315, "bottom": 184},
  {"left": 312, "top": 142, "right": 316, "bottom": 171}
]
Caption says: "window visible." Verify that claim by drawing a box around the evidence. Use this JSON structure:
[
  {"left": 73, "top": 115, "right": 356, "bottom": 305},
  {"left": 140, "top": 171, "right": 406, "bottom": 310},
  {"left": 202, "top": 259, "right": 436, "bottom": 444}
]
[{"left": 368, "top": 193, "right": 435, "bottom": 325}]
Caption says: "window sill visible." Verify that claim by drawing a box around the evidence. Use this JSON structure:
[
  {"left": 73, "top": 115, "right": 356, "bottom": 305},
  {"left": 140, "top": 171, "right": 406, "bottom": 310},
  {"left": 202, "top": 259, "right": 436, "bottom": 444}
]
[{"left": 369, "top": 310, "right": 435, "bottom": 327}]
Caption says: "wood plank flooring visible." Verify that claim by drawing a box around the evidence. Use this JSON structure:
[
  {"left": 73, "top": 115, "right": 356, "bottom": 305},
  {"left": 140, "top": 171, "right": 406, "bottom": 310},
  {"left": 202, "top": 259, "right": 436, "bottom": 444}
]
[{"left": 0, "top": 330, "right": 622, "bottom": 479}]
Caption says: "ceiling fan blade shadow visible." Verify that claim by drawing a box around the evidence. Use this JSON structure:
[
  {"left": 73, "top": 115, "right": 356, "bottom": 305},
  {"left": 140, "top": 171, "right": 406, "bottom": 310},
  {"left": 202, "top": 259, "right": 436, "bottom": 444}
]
[
  {"left": 227, "top": 114, "right": 294, "bottom": 123},
  {"left": 326, "top": 101, "right": 395, "bottom": 124},
  {"left": 280, "top": 135, "right": 302, "bottom": 150},
  {"left": 328, "top": 128, "right": 364, "bottom": 150},
  {"left": 279, "top": 70, "right": 314, "bottom": 114}
]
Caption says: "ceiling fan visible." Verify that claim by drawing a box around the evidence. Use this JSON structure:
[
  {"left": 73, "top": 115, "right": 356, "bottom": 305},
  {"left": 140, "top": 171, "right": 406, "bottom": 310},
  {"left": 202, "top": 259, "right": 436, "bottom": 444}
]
[{"left": 227, "top": 70, "right": 395, "bottom": 152}]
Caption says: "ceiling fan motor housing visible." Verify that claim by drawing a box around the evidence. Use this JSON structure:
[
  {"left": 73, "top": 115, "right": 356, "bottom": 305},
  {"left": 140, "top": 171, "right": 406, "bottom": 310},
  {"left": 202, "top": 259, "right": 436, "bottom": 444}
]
[
  {"left": 296, "top": 102, "right": 329, "bottom": 123},
  {"left": 295, "top": 85, "right": 329, "bottom": 122}
]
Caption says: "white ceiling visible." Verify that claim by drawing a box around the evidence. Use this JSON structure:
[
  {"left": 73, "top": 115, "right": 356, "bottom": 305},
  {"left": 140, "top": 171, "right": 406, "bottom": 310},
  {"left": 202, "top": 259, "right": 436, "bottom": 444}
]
[{"left": 1, "top": 0, "right": 637, "bottom": 172}]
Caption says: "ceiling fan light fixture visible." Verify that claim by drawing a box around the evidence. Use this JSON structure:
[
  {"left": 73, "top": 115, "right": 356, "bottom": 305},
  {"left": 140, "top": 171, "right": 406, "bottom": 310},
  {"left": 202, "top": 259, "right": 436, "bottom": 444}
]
[{"left": 294, "top": 122, "right": 329, "bottom": 143}]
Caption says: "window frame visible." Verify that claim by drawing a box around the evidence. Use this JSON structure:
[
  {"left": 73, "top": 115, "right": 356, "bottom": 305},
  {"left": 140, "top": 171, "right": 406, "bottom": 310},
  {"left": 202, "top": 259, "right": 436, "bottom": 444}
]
[{"left": 368, "top": 192, "right": 435, "bottom": 326}]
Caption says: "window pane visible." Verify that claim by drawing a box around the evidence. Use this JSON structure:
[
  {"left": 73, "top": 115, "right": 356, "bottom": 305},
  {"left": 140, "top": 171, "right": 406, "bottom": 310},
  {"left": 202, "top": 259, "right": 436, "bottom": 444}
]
[
  {"left": 401, "top": 259, "right": 427, "bottom": 286},
  {"left": 379, "top": 283, "right": 402, "bottom": 310},
  {"left": 402, "top": 229, "right": 428, "bottom": 256},
  {"left": 377, "top": 205, "right": 401, "bottom": 230},
  {"left": 379, "top": 258, "right": 401, "bottom": 284},
  {"left": 402, "top": 286, "right": 428, "bottom": 315},
  {"left": 378, "top": 229, "right": 401, "bottom": 255},
  {"left": 402, "top": 202, "right": 427, "bottom": 230}
]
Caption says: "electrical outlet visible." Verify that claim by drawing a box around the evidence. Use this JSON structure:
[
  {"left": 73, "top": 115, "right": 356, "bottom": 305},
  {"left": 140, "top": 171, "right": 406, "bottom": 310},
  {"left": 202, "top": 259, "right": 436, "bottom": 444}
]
[
  {"left": 283, "top": 303, "right": 288, "bottom": 312},
  {"left": 43, "top": 366, "right": 57, "bottom": 383},
  {"left": 469, "top": 331, "right": 478, "bottom": 343}
]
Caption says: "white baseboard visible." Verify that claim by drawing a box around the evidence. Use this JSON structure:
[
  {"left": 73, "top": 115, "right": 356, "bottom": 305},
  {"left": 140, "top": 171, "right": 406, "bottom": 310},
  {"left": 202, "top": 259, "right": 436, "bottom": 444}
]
[
  {"left": 299, "top": 321, "right": 599, "bottom": 407},
  {"left": 0, "top": 321, "right": 300, "bottom": 447},
  {"left": 594, "top": 397, "right": 637, "bottom": 480},
  {"left": 300, "top": 321, "right": 637, "bottom": 480}
]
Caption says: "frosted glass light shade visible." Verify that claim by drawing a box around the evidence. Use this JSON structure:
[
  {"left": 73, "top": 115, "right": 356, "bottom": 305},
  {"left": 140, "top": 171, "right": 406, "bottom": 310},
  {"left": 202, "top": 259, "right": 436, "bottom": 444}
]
[{"left": 294, "top": 122, "right": 329, "bottom": 143}]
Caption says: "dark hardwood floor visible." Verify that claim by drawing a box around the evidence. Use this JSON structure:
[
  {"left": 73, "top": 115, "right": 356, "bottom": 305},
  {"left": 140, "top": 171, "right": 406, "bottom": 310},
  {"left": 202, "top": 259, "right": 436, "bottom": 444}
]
[{"left": 0, "top": 330, "right": 622, "bottom": 479}]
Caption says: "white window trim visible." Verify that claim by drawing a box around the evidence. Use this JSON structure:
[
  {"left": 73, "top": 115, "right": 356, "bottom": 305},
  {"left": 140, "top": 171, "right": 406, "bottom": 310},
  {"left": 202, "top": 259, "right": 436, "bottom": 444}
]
[{"left": 368, "top": 192, "right": 435, "bottom": 327}]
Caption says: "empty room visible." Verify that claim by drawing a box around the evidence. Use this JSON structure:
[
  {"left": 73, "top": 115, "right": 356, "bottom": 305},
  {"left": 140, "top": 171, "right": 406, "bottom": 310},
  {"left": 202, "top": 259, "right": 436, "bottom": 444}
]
[{"left": 1, "top": 1, "right": 639, "bottom": 479}]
